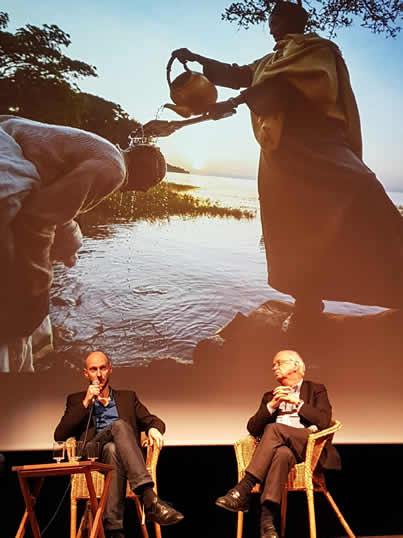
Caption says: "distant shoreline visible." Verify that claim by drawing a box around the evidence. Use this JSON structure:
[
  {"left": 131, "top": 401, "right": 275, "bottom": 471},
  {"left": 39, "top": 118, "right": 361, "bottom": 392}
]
[{"left": 167, "top": 163, "right": 189, "bottom": 174}]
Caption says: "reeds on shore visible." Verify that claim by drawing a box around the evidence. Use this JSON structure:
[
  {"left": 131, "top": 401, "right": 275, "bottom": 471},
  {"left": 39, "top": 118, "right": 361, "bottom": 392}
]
[{"left": 78, "top": 180, "right": 256, "bottom": 233}]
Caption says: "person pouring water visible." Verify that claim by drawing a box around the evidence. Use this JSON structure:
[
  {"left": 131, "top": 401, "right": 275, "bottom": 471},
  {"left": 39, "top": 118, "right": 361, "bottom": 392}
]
[{"left": 170, "top": 0, "right": 403, "bottom": 330}]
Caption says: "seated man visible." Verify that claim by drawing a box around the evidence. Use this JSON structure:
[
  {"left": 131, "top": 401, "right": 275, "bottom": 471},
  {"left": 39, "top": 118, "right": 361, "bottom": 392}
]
[
  {"left": 54, "top": 351, "right": 183, "bottom": 538},
  {"left": 215, "top": 349, "right": 340, "bottom": 538}
]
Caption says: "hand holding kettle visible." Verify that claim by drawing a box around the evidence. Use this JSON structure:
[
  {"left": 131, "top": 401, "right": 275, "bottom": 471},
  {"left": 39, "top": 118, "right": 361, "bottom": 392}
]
[
  {"left": 164, "top": 51, "right": 218, "bottom": 117},
  {"left": 171, "top": 48, "right": 202, "bottom": 64}
]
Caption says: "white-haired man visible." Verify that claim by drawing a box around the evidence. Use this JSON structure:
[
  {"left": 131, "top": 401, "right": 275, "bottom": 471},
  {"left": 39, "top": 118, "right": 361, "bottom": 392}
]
[{"left": 215, "top": 349, "right": 341, "bottom": 538}]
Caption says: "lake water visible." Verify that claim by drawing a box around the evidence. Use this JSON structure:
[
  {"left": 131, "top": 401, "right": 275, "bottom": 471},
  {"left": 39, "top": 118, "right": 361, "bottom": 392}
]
[{"left": 50, "top": 172, "right": 402, "bottom": 366}]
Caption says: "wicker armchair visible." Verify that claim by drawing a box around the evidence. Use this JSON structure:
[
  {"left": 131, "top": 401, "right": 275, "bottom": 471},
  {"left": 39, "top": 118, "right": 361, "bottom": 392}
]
[
  {"left": 66, "top": 435, "right": 161, "bottom": 538},
  {"left": 233, "top": 420, "right": 355, "bottom": 538}
]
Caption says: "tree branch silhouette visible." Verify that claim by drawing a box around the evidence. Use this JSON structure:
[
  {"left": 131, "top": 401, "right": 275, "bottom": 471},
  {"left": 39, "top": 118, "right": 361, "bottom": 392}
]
[{"left": 222, "top": 0, "right": 402, "bottom": 37}]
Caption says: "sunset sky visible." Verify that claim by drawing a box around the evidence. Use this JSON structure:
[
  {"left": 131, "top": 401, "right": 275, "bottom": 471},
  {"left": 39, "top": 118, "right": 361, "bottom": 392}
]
[{"left": 4, "top": 0, "right": 403, "bottom": 190}]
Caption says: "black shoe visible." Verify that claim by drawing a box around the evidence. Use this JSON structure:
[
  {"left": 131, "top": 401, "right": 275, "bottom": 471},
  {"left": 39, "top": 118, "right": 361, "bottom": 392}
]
[
  {"left": 145, "top": 497, "right": 184, "bottom": 526},
  {"left": 261, "top": 523, "right": 279, "bottom": 538},
  {"left": 215, "top": 487, "right": 249, "bottom": 513}
]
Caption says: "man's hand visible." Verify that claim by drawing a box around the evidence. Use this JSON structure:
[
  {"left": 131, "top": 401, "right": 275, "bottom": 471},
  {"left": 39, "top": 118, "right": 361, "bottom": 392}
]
[
  {"left": 206, "top": 100, "right": 237, "bottom": 120},
  {"left": 83, "top": 382, "right": 101, "bottom": 408},
  {"left": 148, "top": 427, "right": 164, "bottom": 449},
  {"left": 142, "top": 120, "right": 179, "bottom": 138},
  {"left": 281, "top": 392, "right": 300, "bottom": 406},
  {"left": 206, "top": 95, "right": 244, "bottom": 120},
  {"left": 171, "top": 48, "right": 200, "bottom": 64},
  {"left": 267, "top": 385, "right": 298, "bottom": 410}
]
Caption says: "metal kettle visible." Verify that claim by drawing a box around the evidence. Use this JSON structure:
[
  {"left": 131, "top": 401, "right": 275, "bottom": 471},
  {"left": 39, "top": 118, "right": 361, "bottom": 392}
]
[{"left": 164, "top": 55, "right": 218, "bottom": 118}]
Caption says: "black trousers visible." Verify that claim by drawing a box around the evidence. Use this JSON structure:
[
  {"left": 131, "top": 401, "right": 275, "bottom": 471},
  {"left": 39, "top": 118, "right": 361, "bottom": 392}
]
[
  {"left": 94, "top": 419, "right": 153, "bottom": 531},
  {"left": 246, "top": 423, "right": 309, "bottom": 504}
]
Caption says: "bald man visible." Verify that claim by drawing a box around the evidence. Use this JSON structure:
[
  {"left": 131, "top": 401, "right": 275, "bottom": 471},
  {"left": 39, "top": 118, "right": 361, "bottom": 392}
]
[
  {"left": 215, "top": 350, "right": 340, "bottom": 538},
  {"left": 55, "top": 351, "right": 183, "bottom": 537}
]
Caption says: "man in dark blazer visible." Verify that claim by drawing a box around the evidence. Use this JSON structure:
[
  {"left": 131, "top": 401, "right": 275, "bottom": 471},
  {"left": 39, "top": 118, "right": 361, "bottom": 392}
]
[
  {"left": 215, "top": 349, "right": 340, "bottom": 538},
  {"left": 54, "top": 350, "right": 183, "bottom": 538}
]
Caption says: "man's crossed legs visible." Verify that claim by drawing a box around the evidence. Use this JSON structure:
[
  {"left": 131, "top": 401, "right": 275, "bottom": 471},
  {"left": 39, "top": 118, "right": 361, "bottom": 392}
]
[
  {"left": 216, "top": 423, "right": 309, "bottom": 538},
  {"left": 93, "top": 419, "right": 183, "bottom": 537}
]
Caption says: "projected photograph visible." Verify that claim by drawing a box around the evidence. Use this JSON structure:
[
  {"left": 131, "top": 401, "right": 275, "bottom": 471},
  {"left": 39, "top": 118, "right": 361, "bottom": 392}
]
[{"left": 0, "top": 0, "right": 402, "bottom": 450}]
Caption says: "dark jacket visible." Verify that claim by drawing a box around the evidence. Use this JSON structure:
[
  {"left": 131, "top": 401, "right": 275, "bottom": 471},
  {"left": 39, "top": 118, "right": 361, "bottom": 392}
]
[
  {"left": 247, "top": 380, "right": 341, "bottom": 470},
  {"left": 54, "top": 388, "right": 165, "bottom": 448}
]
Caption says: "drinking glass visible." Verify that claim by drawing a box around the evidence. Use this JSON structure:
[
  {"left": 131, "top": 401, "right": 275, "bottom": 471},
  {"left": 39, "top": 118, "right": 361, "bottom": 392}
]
[
  {"left": 72, "top": 441, "right": 84, "bottom": 462},
  {"left": 86, "top": 441, "right": 100, "bottom": 462},
  {"left": 52, "top": 441, "right": 65, "bottom": 463}
]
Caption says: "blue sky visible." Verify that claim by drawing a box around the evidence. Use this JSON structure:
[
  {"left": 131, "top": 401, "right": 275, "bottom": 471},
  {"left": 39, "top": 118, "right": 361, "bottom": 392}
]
[{"left": 3, "top": 0, "right": 403, "bottom": 190}]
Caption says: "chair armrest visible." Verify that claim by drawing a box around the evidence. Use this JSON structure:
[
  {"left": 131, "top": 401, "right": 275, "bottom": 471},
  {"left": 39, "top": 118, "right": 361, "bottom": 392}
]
[
  {"left": 141, "top": 433, "right": 162, "bottom": 494},
  {"left": 234, "top": 435, "right": 259, "bottom": 482},
  {"left": 234, "top": 422, "right": 342, "bottom": 485},
  {"left": 305, "top": 420, "right": 342, "bottom": 473}
]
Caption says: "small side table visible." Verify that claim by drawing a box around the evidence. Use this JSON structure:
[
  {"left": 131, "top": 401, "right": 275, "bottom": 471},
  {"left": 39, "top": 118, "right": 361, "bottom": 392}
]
[{"left": 13, "top": 461, "right": 114, "bottom": 538}]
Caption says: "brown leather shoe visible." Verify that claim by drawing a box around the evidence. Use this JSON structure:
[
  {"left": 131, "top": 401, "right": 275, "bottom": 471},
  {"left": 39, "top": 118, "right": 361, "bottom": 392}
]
[
  {"left": 215, "top": 487, "right": 249, "bottom": 512},
  {"left": 261, "top": 523, "right": 279, "bottom": 538},
  {"left": 145, "top": 497, "right": 184, "bottom": 526}
]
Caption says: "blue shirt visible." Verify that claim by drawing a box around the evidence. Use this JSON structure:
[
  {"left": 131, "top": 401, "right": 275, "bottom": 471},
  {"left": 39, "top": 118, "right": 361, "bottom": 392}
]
[{"left": 94, "top": 389, "right": 120, "bottom": 432}]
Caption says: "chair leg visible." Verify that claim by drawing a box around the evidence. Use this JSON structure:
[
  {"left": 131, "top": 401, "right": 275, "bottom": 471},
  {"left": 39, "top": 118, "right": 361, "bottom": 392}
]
[
  {"left": 280, "top": 489, "right": 288, "bottom": 538},
  {"left": 76, "top": 502, "right": 91, "bottom": 538},
  {"left": 133, "top": 496, "right": 149, "bottom": 538},
  {"left": 71, "top": 498, "right": 77, "bottom": 538},
  {"left": 305, "top": 487, "right": 317, "bottom": 538},
  {"left": 322, "top": 489, "right": 356, "bottom": 538},
  {"left": 236, "top": 511, "right": 244, "bottom": 538},
  {"left": 153, "top": 522, "right": 162, "bottom": 538},
  {"left": 87, "top": 504, "right": 94, "bottom": 534}
]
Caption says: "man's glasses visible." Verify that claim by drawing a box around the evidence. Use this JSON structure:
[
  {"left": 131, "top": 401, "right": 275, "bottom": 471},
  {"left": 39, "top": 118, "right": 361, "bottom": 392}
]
[{"left": 272, "top": 359, "right": 293, "bottom": 369}]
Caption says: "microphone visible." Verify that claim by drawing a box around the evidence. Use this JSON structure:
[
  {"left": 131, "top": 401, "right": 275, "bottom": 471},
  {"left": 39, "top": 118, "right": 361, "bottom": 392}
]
[
  {"left": 91, "top": 379, "right": 100, "bottom": 404},
  {"left": 82, "top": 380, "right": 100, "bottom": 448}
]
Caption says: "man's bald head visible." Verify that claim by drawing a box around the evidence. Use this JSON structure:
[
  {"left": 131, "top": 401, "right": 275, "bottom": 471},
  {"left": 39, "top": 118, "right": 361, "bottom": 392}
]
[
  {"left": 83, "top": 351, "right": 112, "bottom": 390},
  {"left": 84, "top": 351, "right": 111, "bottom": 369}
]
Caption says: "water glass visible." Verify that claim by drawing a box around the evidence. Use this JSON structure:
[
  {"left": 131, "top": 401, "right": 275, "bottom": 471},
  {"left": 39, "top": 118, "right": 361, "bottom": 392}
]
[
  {"left": 86, "top": 441, "right": 100, "bottom": 462},
  {"left": 72, "top": 441, "right": 85, "bottom": 462},
  {"left": 52, "top": 441, "right": 65, "bottom": 463}
]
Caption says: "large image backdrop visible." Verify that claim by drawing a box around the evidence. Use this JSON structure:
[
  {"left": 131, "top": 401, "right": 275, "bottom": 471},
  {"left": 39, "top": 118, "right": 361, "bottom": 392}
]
[{"left": 1, "top": 1, "right": 403, "bottom": 450}]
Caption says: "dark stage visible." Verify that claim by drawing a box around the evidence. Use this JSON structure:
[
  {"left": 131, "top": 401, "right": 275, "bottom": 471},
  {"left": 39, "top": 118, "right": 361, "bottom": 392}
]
[{"left": 2, "top": 444, "right": 402, "bottom": 538}]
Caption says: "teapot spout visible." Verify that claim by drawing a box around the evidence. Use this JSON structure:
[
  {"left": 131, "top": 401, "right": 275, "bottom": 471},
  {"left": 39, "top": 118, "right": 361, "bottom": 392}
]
[{"left": 164, "top": 103, "right": 193, "bottom": 118}]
